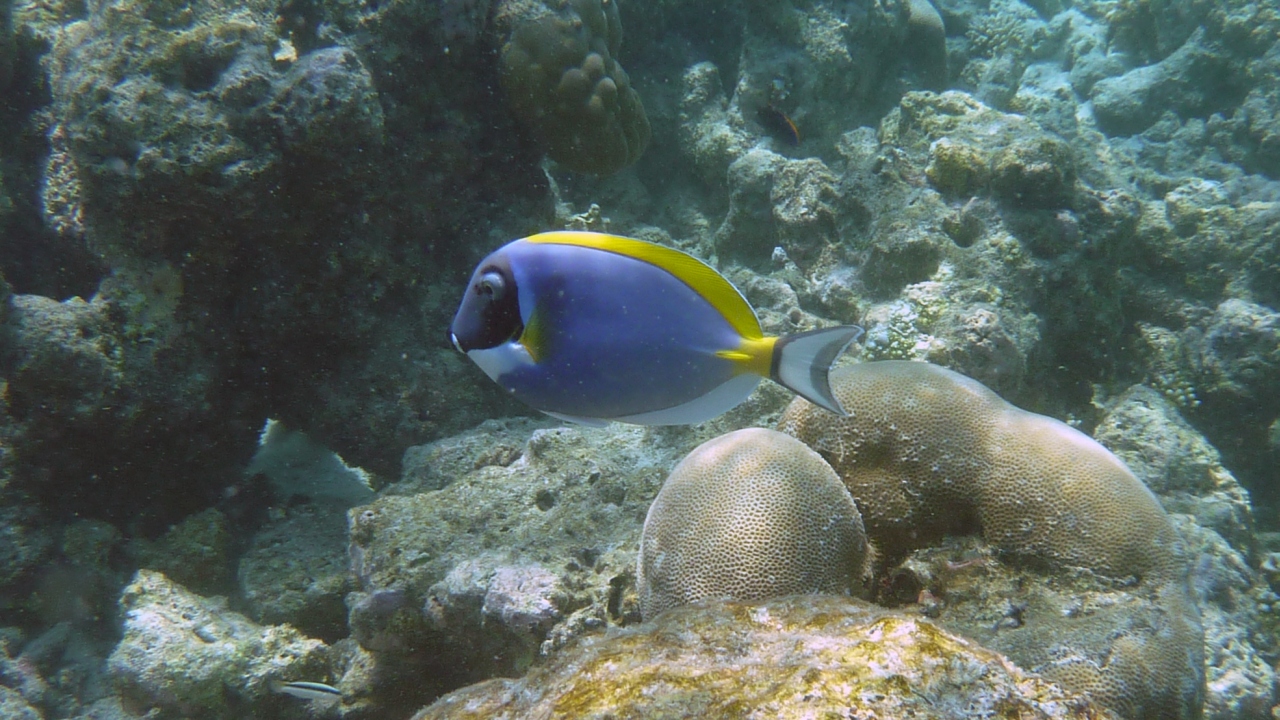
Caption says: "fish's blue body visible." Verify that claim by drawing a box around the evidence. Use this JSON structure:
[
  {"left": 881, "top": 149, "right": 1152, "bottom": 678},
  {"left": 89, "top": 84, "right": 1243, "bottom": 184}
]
[
  {"left": 500, "top": 242, "right": 743, "bottom": 418},
  {"left": 450, "top": 231, "right": 860, "bottom": 426}
]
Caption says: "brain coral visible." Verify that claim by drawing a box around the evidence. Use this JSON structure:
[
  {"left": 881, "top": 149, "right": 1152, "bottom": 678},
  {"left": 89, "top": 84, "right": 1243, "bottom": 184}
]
[
  {"left": 637, "top": 428, "right": 870, "bottom": 620},
  {"left": 779, "top": 361, "right": 1204, "bottom": 720},
  {"left": 495, "top": 0, "right": 650, "bottom": 175}
]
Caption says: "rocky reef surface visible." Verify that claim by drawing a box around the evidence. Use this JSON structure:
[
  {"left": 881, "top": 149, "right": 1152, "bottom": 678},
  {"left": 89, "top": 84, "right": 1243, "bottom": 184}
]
[
  {"left": 415, "top": 595, "right": 1119, "bottom": 720},
  {"left": 0, "top": 0, "right": 1277, "bottom": 716}
]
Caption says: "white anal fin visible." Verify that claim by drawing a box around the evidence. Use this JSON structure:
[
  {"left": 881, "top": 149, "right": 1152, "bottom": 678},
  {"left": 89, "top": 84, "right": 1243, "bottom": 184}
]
[
  {"left": 611, "top": 374, "right": 761, "bottom": 425},
  {"left": 771, "top": 325, "right": 863, "bottom": 415}
]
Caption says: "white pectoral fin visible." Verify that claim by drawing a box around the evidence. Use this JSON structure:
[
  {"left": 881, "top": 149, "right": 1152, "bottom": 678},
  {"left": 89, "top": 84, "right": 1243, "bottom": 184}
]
[
  {"left": 467, "top": 342, "right": 535, "bottom": 382},
  {"left": 611, "top": 374, "right": 761, "bottom": 425},
  {"left": 543, "top": 411, "right": 611, "bottom": 428},
  {"left": 771, "top": 325, "right": 863, "bottom": 415}
]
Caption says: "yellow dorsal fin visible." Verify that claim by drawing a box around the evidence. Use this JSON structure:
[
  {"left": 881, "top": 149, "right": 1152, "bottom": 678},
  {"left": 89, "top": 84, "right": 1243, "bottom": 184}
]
[{"left": 524, "top": 231, "right": 763, "bottom": 340}]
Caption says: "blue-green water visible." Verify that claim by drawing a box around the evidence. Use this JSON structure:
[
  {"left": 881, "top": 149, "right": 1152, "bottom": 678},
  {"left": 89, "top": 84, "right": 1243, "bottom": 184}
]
[{"left": 0, "top": 0, "right": 1276, "bottom": 717}]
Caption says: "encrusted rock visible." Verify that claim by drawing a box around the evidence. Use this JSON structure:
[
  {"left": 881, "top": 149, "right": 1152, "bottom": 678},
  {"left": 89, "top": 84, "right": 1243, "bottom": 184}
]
[
  {"left": 926, "top": 137, "right": 990, "bottom": 196},
  {"left": 345, "top": 419, "right": 694, "bottom": 705},
  {"left": 1090, "top": 29, "right": 1228, "bottom": 137},
  {"left": 107, "top": 570, "right": 327, "bottom": 720},
  {"left": 237, "top": 504, "right": 353, "bottom": 642},
  {"left": 1095, "top": 385, "right": 1255, "bottom": 551},
  {"left": 412, "top": 596, "right": 1117, "bottom": 720}
]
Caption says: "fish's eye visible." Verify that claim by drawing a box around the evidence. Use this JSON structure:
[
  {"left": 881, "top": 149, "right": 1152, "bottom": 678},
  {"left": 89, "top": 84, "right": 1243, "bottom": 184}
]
[{"left": 478, "top": 271, "right": 506, "bottom": 301}]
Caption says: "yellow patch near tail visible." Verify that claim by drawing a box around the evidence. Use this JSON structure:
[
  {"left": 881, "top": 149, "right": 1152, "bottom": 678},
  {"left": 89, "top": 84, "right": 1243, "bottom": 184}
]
[{"left": 716, "top": 336, "right": 777, "bottom": 377}]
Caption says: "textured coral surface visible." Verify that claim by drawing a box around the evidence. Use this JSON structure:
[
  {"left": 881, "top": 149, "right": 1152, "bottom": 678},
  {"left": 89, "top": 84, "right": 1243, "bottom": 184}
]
[
  {"left": 413, "top": 595, "right": 1117, "bottom": 720},
  {"left": 781, "top": 361, "right": 1205, "bottom": 720},
  {"left": 496, "top": 0, "right": 649, "bottom": 174},
  {"left": 637, "top": 428, "right": 870, "bottom": 619}
]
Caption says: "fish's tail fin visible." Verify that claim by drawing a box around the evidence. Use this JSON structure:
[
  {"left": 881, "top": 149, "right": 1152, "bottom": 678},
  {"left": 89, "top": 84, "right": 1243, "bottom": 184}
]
[{"left": 770, "top": 325, "right": 863, "bottom": 415}]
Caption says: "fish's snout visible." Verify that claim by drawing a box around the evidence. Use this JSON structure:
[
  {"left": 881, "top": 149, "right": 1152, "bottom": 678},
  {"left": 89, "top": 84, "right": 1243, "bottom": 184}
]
[{"left": 450, "top": 331, "right": 464, "bottom": 353}]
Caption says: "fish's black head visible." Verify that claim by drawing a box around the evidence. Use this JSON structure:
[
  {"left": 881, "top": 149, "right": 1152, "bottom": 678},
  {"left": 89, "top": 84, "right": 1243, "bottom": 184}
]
[{"left": 450, "top": 254, "right": 522, "bottom": 352}]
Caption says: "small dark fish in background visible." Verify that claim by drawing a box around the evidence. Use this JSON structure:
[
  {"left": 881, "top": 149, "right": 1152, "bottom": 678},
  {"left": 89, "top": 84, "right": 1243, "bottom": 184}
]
[
  {"left": 272, "top": 679, "right": 343, "bottom": 703},
  {"left": 757, "top": 105, "right": 801, "bottom": 146}
]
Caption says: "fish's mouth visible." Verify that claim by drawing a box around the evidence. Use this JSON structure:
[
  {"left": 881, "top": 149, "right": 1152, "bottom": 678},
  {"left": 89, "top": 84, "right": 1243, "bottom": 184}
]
[{"left": 450, "top": 332, "right": 464, "bottom": 353}]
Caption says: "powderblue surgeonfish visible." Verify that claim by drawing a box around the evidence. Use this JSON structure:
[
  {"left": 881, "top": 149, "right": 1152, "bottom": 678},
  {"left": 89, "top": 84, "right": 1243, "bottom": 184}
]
[{"left": 449, "top": 231, "right": 862, "bottom": 426}]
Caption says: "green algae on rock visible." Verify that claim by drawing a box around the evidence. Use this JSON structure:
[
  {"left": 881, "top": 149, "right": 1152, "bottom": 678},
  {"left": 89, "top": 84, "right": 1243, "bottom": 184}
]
[
  {"left": 926, "top": 137, "right": 991, "bottom": 197},
  {"left": 412, "top": 595, "right": 1117, "bottom": 720}
]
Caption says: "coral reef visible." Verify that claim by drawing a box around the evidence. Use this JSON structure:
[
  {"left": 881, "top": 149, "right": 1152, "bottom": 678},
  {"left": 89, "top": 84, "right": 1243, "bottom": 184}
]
[
  {"left": 0, "top": 495, "right": 50, "bottom": 606},
  {"left": 0, "top": 336, "right": 53, "bottom": 603},
  {"left": 637, "top": 428, "right": 870, "bottom": 619},
  {"left": 905, "top": 0, "right": 948, "bottom": 90},
  {"left": 237, "top": 504, "right": 352, "bottom": 642},
  {"left": 676, "top": 62, "right": 751, "bottom": 188},
  {"left": 0, "top": 686, "right": 40, "bottom": 720},
  {"left": 1094, "top": 385, "right": 1254, "bottom": 551},
  {"left": 2, "top": 0, "right": 1280, "bottom": 716},
  {"left": 0, "top": 0, "right": 11, "bottom": 91},
  {"left": 343, "top": 419, "right": 688, "bottom": 709},
  {"left": 127, "top": 508, "right": 232, "bottom": 597},
  {"left": 714, "top": 148, "right": 846, "bottom": 268},
  {"left": 495, "top": 0, "right": 650, "bottom": 175},
  {"left": 1, "top": 292, "right": 253, "bottom": 531},
  {"left": 929, "top": 302, "right": 1037, "bottom": 396},
  {"left": 1172, "top": 519, "right": 1278, "bottom": 720},
  {"left": 1090, "top": 29, "right": 1229, "bottom": 137},
  {"left": 989, "top": 136, "right": 1076, "bottom": 209},
  {"left": 413, "top": 595, "right": 1116, "bottom": 720},
  {"left": 1134, "top": 297, "right": 1280, "bottom": 514},
  {"left": 783, "top": 361, "right": 1170, "bottom": 576},
  {"left": 866, "top": 90, "right": 1145, "bottom": 409},
  {"left": 108, "top": 569, "right": 328, "bottom": 719},
  {"left": 926, "top": 137, "right": 990, "bottom": 197},
  {"left": 732, "top": 0, "right": 906, "bottom": 148},
  {"left": 0, "top": 0, "right": 552, "bottom": 545},
  {"left": 959, "top": 0, "right": 1052, "bottom": 107},
  {"left": 780, "top": 361, "right": 1204, "bottom": 720}
]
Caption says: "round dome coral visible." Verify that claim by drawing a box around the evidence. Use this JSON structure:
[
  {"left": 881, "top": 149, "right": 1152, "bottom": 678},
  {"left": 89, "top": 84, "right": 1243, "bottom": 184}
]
[{"left": 637, "top": 428, "right": 871, "bottom": 620}]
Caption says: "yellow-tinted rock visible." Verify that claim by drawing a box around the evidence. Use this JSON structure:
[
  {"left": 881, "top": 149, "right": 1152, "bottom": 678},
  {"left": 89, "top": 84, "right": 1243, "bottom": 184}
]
[
  {"left": 779, "top": 361, "right": 1204, "bottom": 720},
  {"left": 990, "top": 137, "right": 1076, "bottom": 208},
  {"left": 412, "top": 595, "right": 1118, "bottom": 720},
  {"left": 926, "top": 137, "right": 990, "bottom": 196},
  {"left": 637, "top": 428, "right": 870, "bottom": 619},
  {"left": 496, "top": 0, "right": 649, "bottom": 175}
]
